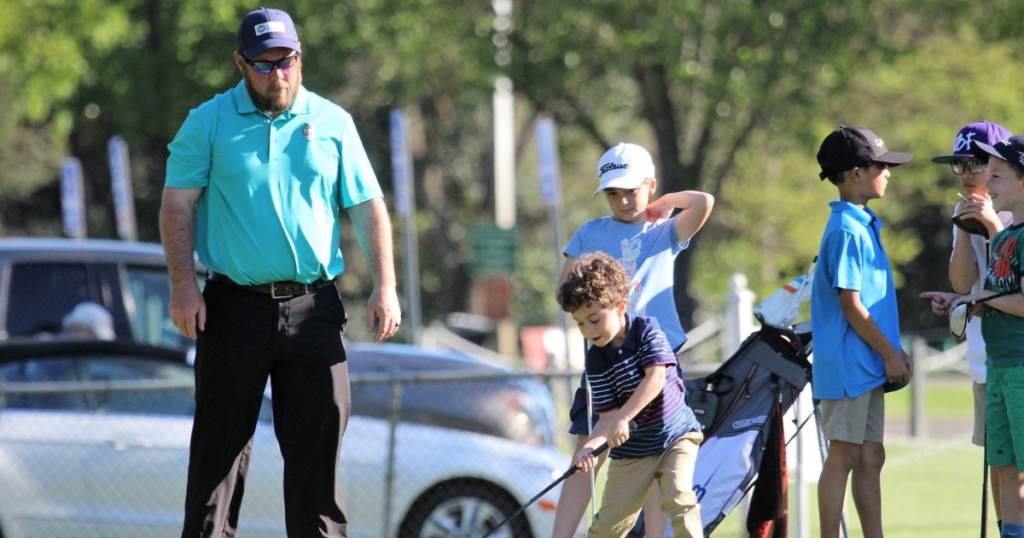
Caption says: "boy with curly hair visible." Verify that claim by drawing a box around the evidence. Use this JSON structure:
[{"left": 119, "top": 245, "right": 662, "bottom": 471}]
[{"left": 557, "top": 252, "right": 703, "bottom": 538}]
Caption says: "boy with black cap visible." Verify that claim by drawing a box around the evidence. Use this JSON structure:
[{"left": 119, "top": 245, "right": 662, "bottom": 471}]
[
  {"left": 921, "top": 136, "right": 1024, "bottom": 538},
  {"left": 923, "top": 121, "right": 1012, "bottom": 531},
  {"left": 811, "top": 126, "right": 914, "bottom": 538}
]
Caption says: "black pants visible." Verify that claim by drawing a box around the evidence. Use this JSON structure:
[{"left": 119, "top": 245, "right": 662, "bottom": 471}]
[{"left": 181, "top": 280, "right": 351, "bottom": 538}]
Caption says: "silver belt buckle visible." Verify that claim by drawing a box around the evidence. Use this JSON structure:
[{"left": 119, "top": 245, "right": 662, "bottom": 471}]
[{"left": 270, "top": 282, "right": 294, "bottom": 300}]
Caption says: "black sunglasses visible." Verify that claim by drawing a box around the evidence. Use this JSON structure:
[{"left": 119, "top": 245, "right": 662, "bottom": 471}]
[
  {"left": 244, "top": 53, "right": 301, "bottom": 75},
  {"left": 950, "top": 159, "right": 987, "bottom": 176}
]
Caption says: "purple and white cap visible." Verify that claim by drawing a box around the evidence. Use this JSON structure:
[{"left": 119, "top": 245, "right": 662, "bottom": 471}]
[
  {"left": 932, "top": 121, "right": 1012, "bottom": 164},
  {"left": 237, "top": 7, "right": 301, "bottom": 60}
]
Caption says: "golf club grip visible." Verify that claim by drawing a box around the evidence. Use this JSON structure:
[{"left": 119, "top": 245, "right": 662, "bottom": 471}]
[{"left": 562, "top": 421, "right": 637, "bottom": 478}]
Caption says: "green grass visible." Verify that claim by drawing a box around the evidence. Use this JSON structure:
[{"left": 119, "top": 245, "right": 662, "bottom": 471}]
[{"left": 577, "top": 376, "right": 996, "bottom": 537}]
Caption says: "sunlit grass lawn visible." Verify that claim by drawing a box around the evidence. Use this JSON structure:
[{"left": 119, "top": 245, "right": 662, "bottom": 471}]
[{"left": 580, "top": 375, "right": 996, "bottom": 537}]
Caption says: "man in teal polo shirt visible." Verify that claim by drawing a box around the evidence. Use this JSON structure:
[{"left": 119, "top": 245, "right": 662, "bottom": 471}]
[
  {"left": 160, "top": 8, "right": 400, "bottom": 538},
  {"left": 811, "top": 126, "right": 914, "bottom": 538}
]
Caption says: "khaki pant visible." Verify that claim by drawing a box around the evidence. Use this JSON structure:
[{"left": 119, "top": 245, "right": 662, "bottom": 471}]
[{"left": 588, "top": 432, "right": 703, "bottom": 538}]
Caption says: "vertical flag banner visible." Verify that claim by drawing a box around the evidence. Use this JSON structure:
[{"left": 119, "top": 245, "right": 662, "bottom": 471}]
[
  {"left": 60, "top": 157, "right": 86, "bottom": 239},
  {"left": 108, "top": 136, "right": 138, "bottom": 241}
]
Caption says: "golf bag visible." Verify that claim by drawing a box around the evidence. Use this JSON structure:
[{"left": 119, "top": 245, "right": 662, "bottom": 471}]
[{"left": 685, "top": 322, "right": 812, "bottom": 536}]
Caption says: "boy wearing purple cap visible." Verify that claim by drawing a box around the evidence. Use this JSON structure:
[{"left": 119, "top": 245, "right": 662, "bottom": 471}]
[
  {"left": 552, "top": 143, "right": 713, "bottom": 538},
  {"left": 811, "top": 126, "right": 914, "bottom": 538},
  {"left": 922, "top": 121, "right": 1013, "bottom": 530},
  {"left": 923, "top": 136, "right": 1024, "bottom": 538}
]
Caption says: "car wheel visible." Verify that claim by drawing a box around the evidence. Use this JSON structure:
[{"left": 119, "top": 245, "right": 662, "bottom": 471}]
[{"left": 398, "top": 480, "right": 532, "bottom": 538}]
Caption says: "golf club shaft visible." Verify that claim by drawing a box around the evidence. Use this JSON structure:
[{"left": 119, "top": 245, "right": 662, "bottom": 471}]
[
  {"left": 974, "top": 287, "right": 1022, "bottom": 305},
  {"left": 481, "top": 442, "right": 613, "bottom": 538}
]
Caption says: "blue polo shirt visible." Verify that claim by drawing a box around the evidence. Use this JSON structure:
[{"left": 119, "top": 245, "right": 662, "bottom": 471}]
[
  {"left": 165, "top": 81, "right": 383, "bottom": 285},
  {"left": 586, "top": 314, "right": 699, "bottom": 459},
  {"left": 811, "top": 201, "right": 900, "bottom": 400}
]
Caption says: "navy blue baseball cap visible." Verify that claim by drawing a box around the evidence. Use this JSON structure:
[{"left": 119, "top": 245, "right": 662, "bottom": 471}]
[
  {"left": 971, "top": 136, "right": 1024, "bottom": 167},
  {"left": 237, "top": 7, "right": 301, "bottom": 60},
  {"left": 817, "top": 126, "right": 912, "bottom": 180},
  {"left": 932, "top": 121, "right": 1012, "bottom": 164}
]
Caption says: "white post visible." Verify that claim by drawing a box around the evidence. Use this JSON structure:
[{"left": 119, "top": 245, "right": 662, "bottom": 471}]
[
  {"left": 722, "top": 273, "right": 756, "bottom": 361},
  {"left": 493, "top": 77, "right": 516, "bottom": 231}
]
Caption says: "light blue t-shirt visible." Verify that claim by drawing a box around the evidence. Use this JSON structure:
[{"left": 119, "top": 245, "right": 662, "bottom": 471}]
[
  {"left": 165, "top": 81, "right": 383, "bottom": 285},
  {"left": 811, "top": 200, "right": 900, "bottom": 400},
  {"left": 565, "top": 217, "right": 688, "bottom": 350}
]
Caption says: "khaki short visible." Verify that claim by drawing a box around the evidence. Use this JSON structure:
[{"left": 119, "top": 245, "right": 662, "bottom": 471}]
[
  {"left": 973, "top": 382, "right": 986, "bottom": 447},
  {"left": 819, "top": 386, "right": 885, "bottom": 444}
]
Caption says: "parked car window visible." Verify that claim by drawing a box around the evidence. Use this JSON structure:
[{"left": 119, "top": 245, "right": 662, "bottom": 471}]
[
  {"left": 123, "top": 266, "right": 201, "bottom": 350},
  {"left": 0, "top": 358, "right": 88, "bottom": 411},
  {"left": 80, "top": 357, "right": 195, "bottom": 417},
  {"left": 7, "top": 263, "right": 91, "bottom": 337}
]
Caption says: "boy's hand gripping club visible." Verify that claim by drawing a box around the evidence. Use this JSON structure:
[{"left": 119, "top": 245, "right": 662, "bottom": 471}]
[{"left": 482, "top": 422, "right": 637, "bottom": 538}]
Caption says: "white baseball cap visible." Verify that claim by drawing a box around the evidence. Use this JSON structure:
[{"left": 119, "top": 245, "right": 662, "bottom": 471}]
[{"left": 594, "top": 143, "right": 656, "bottom": 196}]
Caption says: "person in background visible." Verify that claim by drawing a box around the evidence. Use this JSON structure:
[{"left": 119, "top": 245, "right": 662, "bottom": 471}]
[{"left": 62, "top": 302, "right": 115, "bottom": 340}]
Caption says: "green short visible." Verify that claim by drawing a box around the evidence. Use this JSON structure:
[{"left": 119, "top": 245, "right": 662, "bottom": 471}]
[{"left": 986, "top": 365, "right": 1024, "bottom": 470}]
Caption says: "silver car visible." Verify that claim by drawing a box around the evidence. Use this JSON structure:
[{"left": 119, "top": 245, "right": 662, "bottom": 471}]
[{"left": 0, "top": 340, "right": 566, "bottom": 538}]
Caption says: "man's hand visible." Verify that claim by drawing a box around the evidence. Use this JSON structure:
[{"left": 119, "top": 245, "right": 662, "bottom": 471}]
[
  {"left": 366, "top": 286, "right": 401, "bottom": 342},
  {"left": 169, "top": 285, "right": 206, "bottom": 340}
]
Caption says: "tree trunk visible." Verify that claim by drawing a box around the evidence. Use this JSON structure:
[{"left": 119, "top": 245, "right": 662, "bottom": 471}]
[{"left": 633, "top": 61, "right": 700, "bottom": 329}]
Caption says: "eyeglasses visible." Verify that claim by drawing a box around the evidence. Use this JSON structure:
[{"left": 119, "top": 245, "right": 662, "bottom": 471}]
[
  {"left": 950, "top": 159, "right": 987, "bottom": 175},
  {"left": 859, "top": 161, "right": 888, "bottom": 170},
  {"left": 244, "top": 53, "right": 301, "bottom": 75}
]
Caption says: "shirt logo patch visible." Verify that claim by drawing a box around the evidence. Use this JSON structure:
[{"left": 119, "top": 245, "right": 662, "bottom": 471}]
[
  {"left": 303, "top": 123, "right": 315, "bottom": 140},
  {"left": 255, "top": 21, "right": 286, "bottom": 36}
]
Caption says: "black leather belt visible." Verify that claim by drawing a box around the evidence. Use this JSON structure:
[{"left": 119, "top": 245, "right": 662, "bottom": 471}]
[{"left": 209, "top": 272, "right": 333, "bottom": 299}]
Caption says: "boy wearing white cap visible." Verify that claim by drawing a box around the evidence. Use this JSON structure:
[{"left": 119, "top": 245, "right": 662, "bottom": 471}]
[{"left": 552, "top": 142, "right": 714, "bottom": 538}]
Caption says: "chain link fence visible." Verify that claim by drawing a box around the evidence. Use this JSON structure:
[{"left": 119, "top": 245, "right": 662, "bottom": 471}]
[{"left": 0, "top": 355, "right": 593, "bottom": 538}]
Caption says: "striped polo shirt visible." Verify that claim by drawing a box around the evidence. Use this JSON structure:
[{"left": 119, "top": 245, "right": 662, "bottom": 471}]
[{"left": 587, "top": 314, "right": 699, "bottom": 459}]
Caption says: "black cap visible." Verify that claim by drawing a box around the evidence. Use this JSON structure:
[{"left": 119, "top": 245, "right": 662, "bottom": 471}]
[
  {"left": 970, "top": 136, "right": 1024, "bottom": 167},
  {"left": 817, "top": 126, "right": 913, "bottom": 180}
]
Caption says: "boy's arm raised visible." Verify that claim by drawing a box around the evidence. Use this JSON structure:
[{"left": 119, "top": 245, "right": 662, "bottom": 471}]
[
  {"left": 646, "top": 191, "right": 714, "bottom": 244},
  {"left": 839, "top": 289, "right": 911, "bottom": 385}
]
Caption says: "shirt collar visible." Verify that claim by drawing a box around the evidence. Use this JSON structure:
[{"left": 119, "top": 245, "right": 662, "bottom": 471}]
[
  {"left": 598, "top": 312, "right": 641, "bottom": 359},
  {"left": 233, "top": 81, "right": 310, "bottom": 117},
  {"left": 829, "top": 200, "right": 884, "bottom": 230}
]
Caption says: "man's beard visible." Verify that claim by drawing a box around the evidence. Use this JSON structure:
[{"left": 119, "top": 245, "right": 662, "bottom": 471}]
[{"left": 243, "top": 69, "right": 300, "bottom": 115}]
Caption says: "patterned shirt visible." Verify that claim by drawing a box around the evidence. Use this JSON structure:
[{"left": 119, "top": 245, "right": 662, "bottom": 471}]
[
  {"left": 565, "top": 217, "right": 689, "bottom": 350},
  {"left": 586, "top": 314, "right": 699, "bottom": 459},
  {"left": 981, "top": 222, "right": 1024, "bottom": 369}
]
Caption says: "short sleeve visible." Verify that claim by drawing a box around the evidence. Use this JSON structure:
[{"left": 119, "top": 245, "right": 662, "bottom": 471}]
[
  {"left": 564, "top": 223, "right": 586, "bottom": 258},
  {"left": 165, "top": 109, "right": 212, "bottom": 189},
  {"left": 827, "top": 231, "right": 864, "bottom": 292},
  {"left": 638, "top": 320, "right": 677, "bottom": 371},
  {"left": 339, "top": 117, "right": 383, "bottom": 208}
]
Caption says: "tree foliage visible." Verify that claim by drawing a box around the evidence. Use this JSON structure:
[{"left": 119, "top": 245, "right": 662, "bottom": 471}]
[{"left": 5, "top": 0, "right": 1024, "bottom": 343}]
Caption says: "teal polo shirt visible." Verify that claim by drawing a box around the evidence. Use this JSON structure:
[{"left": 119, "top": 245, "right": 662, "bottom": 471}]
[
  {"left": 810, "top": 201, "right": 900, "bottom": 400},
  {"left": 165, "top": 81, "right": 382, "bottom": 285}
]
